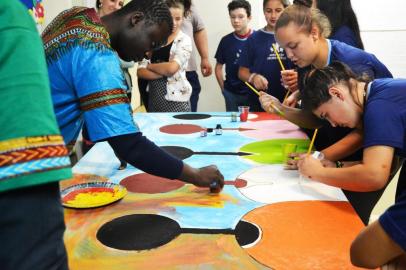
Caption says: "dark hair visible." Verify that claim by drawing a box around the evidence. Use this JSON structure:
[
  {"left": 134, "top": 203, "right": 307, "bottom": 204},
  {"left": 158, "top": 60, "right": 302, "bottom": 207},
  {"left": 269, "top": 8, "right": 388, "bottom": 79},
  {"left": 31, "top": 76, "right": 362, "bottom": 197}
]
[
  {"left": 177, "top": 0, "right": 192, "bottom": 17},
  {"left": 166, "top": 0, "right": 185, "bottom": 11},
  {"left": 96, "top": 0, "right": 101, "bottom": 9},
  {"left": 263, "top": 0, "right": 290, "bottom": 10},
  {"left": 301, "top": 61, "right": 358, "bottom": 111},
  {"left": 293, "top": 0, "right": 312, "bottom": 7},
  {"left": 317, "top": 0, "right": 364, "bottom": 49},
  {"left": 275, "top": 0, "right": 331, "bottom": 38},
  {"left": 116, "top": 0, "right": 174, "bottom": 30},
  {"left": 228, "top": 0, "right": 251, "bottom": 17}
]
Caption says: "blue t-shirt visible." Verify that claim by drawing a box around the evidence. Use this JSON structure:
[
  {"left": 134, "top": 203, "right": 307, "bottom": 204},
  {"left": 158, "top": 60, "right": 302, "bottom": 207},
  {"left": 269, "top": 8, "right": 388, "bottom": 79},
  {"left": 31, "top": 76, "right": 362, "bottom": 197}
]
[
  {"left": 239, "top": 29, "right": 294, "bottom": 102},
  {"left": 299, "top": 40, "right": 392, "bottom": 159},
  {"left": 330, "top": 26, "right": 361, "bottom": 49},
  {"left": 379, "top": 191, "right": 406, "bottom": 252},
  {"left": 215, "top": 32, "right": 251, "bottom": 95},
  {"left": 42, "top": 7, "right": 138, "bottom": 145},
  {"left": 363, "top": 79, "right": 406, "bottom": 158}
]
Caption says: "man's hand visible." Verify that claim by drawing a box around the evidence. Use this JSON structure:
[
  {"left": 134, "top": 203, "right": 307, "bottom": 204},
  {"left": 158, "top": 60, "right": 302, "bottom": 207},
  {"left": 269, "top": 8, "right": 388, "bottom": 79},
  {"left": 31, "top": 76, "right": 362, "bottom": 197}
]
[{"left": 201, "top": 58, "right": 212, "bottom": 77}]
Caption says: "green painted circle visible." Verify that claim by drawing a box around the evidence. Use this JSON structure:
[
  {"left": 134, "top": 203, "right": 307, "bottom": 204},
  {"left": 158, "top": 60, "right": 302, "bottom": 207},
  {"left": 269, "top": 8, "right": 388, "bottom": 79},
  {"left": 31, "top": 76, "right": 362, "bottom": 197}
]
[{"left": 240, "top": 139, "right": 310, "bottom": 164}]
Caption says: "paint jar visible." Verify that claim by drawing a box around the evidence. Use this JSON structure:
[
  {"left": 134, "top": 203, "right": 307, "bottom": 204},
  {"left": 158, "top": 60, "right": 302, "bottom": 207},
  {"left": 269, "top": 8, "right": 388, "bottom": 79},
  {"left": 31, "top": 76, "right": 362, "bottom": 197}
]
[
  {"left": 238, "top": 106, "right": 250, "bottom": 122},
  {"left": 200, "top": 130, "right": 207, "bottom": 137},
  {"left": 231, "top": 112, "right": 238, "bottom": 122},
  {"left": 215, "top": 124, "right": 222, "bottom": 135},
  {"left": 282, "top": 143, "right": 297, "bottom": 163},
  {"left": 311, "top": 151, "right": 324, "bottom": 160}
]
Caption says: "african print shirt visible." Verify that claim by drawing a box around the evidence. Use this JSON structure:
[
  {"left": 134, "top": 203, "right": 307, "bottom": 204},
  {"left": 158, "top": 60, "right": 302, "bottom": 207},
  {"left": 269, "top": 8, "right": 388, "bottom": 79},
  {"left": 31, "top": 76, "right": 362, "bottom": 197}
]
[
  {"left": 0, "top": 0, "right": 71, "bottom": 192},
  {"left": 42, "top": 7, "right": 139, "bottom": 146}
]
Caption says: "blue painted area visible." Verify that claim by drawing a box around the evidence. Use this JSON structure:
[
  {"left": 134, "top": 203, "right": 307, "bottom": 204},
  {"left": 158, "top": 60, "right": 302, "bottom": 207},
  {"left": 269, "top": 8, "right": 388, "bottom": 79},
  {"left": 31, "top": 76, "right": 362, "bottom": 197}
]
[{"left": 73, "top": 113, "right": 263, "bottom": 228}]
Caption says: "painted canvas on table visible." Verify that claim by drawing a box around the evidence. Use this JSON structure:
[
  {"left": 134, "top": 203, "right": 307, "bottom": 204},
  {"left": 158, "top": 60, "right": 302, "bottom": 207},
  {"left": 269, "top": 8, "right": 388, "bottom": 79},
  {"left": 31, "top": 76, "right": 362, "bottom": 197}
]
[{"left": 20, "top": 0, "right": 45, "bottom": 27}]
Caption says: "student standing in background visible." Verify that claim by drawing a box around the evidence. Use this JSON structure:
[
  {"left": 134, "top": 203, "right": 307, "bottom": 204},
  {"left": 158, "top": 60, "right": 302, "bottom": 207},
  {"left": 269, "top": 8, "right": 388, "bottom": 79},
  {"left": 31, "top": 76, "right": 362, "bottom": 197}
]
[
  {"left": 137, "top": 0, "right": 193, "bottom": 112},
  {"left": 238, "top": 0, "right": 293, "bottom": 111},
  {"left": 215, "top": 0, "right": 253, "bottom": 111}
]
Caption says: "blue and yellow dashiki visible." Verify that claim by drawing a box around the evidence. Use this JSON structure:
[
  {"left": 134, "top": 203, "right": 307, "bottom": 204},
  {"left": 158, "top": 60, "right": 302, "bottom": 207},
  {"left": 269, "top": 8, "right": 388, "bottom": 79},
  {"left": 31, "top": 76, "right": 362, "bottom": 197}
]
[{"left": 42, "top": 7, "right": 139, "bottom": 146}]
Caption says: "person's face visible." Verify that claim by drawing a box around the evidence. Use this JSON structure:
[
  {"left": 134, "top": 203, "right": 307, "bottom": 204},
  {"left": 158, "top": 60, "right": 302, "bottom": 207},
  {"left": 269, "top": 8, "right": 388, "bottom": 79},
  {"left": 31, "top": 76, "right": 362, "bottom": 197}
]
[
  {"left": 229, "top": 8, "right": 251, "bottom": 33},
  {"left": 313, "top": 85, "right": 361, "bottom": 128},
  {"left": 99, "top": 0, "right": 124, "bottom": 16},
  {"left": 276, "top": 22, "right": 319, "bottom": 67},
  {"left": 170, "top": 7, "right": 184, "bottom": 34},
  {"left": 116, "top": 19, "right": 171, "bottom": 62},
  {"left": 264, "top": 0, "right": 285, "bottom": 30}
]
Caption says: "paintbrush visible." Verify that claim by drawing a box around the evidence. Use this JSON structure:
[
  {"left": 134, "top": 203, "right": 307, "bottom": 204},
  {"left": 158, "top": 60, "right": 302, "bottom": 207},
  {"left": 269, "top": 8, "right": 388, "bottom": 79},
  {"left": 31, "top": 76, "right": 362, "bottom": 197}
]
[{"left": 244, "top": 81, "right": 284, "bottom": 116}]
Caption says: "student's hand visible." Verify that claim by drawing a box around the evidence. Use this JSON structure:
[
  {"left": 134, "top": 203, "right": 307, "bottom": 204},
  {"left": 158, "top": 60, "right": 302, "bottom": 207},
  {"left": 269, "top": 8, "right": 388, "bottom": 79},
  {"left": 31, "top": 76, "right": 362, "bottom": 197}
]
[
  {"left": 194, "top": 165, "right": 225, "bottom": 193},
  {"left": 284, "top": 152, "right": 305, "bottom": 170},
  {"left": 284, "top": 90, "right": 300, "bottom": 107},
  {"left": 259, "top": 92, "right": 282, "bottom": 114},
  {"left": 281, "top": 69, "right": 298, "bottom": 92},
  {"left": 252, "top": 74, "right": 269, "bottom": 90},
  {"left": 201, "top": 58, "right": 212, "bottom": 77},
  {"left": 297, "top": 155, "right": 324, "bottom": 179}
]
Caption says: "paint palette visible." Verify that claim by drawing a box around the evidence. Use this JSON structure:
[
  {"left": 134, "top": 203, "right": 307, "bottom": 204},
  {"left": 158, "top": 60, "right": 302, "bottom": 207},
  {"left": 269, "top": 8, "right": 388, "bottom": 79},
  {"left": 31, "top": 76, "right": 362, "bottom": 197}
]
[{"left": 61, "top": 182, "right": 127, "bottom": 209}]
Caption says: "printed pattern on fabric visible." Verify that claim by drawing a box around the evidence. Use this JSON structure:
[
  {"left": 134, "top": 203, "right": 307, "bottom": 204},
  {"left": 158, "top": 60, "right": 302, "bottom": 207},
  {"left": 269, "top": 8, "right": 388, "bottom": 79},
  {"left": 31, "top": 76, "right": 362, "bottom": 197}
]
[
  {"left": 42, "top": 7, "right": 111, "bottom": 65},
  {"left": 0, "top": 135, "right": 70, "bottom": 180},
  {"left": 79, "top": 89, "right": 130, "bottom": 111}
]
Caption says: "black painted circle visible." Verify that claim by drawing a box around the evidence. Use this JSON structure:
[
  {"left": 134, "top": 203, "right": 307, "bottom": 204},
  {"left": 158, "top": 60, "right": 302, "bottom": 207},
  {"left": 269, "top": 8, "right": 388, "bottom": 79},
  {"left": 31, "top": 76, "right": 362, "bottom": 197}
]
[
  {"left": 97, "top": 214, "right": 181, "bottom": 250},
  {"left": 173, "top": 113, "right": 211, "bottom": 120},
  {"left": 235, "top": 220, "right": 260, "bottom": 247},
  {"left": 161, "top": 146, "right": 193, "bottom": 160}
]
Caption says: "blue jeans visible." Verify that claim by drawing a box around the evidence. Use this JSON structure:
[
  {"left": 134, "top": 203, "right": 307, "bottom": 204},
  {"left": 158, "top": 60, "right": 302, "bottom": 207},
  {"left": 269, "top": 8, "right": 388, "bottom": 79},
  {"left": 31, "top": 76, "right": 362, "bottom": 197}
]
[
  {"left": 222, "top": 89, "right": 251, "bottom": 112},
  {"left": 186, "top": 71, "right": 201, "bottom": 112},
  {"left": 0, "top": 182, "right": 68, "bottom": 270}
]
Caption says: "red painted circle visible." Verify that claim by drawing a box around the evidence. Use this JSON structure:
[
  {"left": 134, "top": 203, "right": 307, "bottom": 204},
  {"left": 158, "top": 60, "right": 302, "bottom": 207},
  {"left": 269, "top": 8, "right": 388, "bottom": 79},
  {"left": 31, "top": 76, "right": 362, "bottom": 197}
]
[
  {"left": 120, "top": 173, "right": 185, "bottom": 194},
  {"left": 159, "top": 124, "right": 203, "bottom": 134}
]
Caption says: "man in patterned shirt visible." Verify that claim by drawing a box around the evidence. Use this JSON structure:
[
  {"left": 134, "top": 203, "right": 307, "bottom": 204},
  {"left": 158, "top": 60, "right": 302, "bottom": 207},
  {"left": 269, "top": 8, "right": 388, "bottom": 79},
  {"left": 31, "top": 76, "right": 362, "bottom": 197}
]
[
  {"left": 42, "top": 0, "right": 224, "bottom": 192},
  {"left": 0, "top": 1, "right": 72, "bottom": 269}
]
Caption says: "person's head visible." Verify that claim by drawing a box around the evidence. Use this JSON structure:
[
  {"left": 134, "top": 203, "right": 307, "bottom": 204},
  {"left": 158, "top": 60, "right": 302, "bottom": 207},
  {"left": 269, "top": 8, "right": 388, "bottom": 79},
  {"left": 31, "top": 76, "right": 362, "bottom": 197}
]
[
  {"left": 227, "top": 0, "right": 251, "bottom": 34},
  {"left": 316, "top": 0, "right": 364, "bottom": 49},
  {"left": 263, "top": 0, "right": 290, "bottom": 31},
  {"left": 105, "top": 0, "right": 174, "bottom": 62},
  {"left": 301, "top": 61, "right": 364, "bottom": 128},
  {"left": 96, "top": 0, "right": 124, "bottom": 17},
  {"left": 275, "top": 0, "right": 331, "bottom": 67},
  {"left": 166, "top": 0, "right": 185, "bottom": 34}
]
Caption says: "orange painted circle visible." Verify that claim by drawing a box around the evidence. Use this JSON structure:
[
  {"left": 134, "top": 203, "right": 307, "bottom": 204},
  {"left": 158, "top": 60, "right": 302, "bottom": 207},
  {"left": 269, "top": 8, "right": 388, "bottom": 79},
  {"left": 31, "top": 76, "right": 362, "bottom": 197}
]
[
  {"left": 243, "top": 201, "right": 365, "bottom": 270},
  {"left": 159, "top": 124, "right": 203, "bottom": 134}
]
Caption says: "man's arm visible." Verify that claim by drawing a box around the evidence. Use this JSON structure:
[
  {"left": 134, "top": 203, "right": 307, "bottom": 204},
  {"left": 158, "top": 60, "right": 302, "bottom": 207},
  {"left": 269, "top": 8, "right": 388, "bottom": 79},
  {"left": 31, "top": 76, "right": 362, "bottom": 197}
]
[{"left": 194, "top": 29, "right": 212, "bottom": 76}]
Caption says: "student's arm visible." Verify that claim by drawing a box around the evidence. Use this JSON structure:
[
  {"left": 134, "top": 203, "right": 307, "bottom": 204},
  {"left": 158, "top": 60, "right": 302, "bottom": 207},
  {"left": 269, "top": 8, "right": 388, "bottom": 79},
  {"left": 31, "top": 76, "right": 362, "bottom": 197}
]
[
  {"left": 137, "top": 67, "right": 163, "bottom": 80},
  {"left": 194, "top": 29, "right": 212, "bottom": 76},
  {"left": 108, "top": 133, "right": 224, "bottom": 191},
  {"left": 321, "top": 129, "right": 363, "bottom": 161},
  {"left": 258, "top": 92, "right": 322, "bottom": 128},
  {"left": 238, "top": 66, "right": 268, "bottom": 91},
  {"left": 350, "top": 220, "right": 405, "bottom": 269},
  {"left": 146, "top": 61, "right": 180, "bottom": 77},
  {"left": 214, "top": 63, "right": 224, "bottom": 90},
  {"left": 298, "top": 145, "right": 394, "bottom": 191}
]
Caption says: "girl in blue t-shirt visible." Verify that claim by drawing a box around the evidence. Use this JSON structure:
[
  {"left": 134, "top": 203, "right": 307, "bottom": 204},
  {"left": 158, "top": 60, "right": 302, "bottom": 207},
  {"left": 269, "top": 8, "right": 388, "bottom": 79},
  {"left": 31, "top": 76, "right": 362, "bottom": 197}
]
[
  {"left": 316, "top": 0, "right": 364, "bottom": 49},
  {"left": 297, "top": 61, "right": 406, "bottom": 269},
  {"left": 258, "top": 0, "right": 392, "bottom": 224},
  {"left": 238, "top": 0, "right": 292, "bottom": 111}
]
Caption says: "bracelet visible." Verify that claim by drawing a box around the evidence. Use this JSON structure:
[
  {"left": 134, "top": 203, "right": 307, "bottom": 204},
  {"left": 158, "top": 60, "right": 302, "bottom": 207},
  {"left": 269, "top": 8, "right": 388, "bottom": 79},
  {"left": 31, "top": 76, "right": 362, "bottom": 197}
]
[
  {"left": 248, "top": 73, "right": 257, "bottom": 83},
  {"left": 335, "top": 161, "right": 343, "bottom": 168}
]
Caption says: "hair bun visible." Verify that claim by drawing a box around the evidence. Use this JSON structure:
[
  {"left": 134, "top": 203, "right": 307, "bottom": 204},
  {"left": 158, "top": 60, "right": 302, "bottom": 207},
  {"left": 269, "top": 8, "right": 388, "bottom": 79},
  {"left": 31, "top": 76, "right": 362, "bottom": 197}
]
[{"left": 293, "top": 0, "right": 312, "bottom": 8}]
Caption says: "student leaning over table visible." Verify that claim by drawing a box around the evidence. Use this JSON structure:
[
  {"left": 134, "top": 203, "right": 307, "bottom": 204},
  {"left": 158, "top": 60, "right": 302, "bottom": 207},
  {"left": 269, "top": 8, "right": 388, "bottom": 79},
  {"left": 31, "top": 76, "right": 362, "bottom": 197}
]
[
  {"left": 42, "top": 0, "right": 224, "bottom": 192},
  {"left": 295, "top": 62, "right": 406, "bottom": 269},
  {"left": 258, "top": 0, "right": 393, "bottom": 225},
  {"left": 1, "top": 0, "right": 72, "bottom": 269}
]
